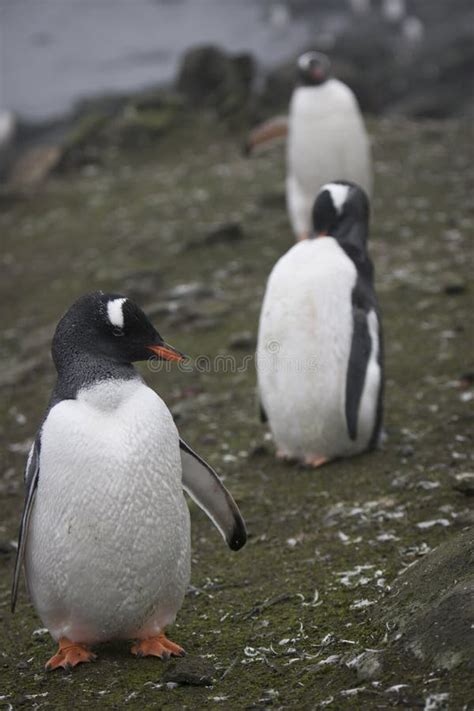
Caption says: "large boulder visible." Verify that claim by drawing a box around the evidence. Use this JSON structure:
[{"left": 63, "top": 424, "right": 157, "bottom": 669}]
[
  {"left": 258, "top": 59, "right": 295, "bottom": 115},
  {"left": 376, "top": 528, "right": 474, "bottom": 671},
  {"left": 176, "top": 45, "right": 255, "bottom": 118}
]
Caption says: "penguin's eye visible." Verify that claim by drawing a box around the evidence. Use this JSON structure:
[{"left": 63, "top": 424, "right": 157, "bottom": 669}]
[{"left": 112, "top": 327, "right": 124, "bottom": 337}]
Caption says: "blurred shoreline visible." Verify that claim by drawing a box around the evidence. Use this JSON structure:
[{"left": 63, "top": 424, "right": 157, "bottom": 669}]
[
  {"left": 2, "top": 0, "right": 473, "bottom": 125},
  {"left": 1, "top": 0, "right": 473, "bottom": 187}
]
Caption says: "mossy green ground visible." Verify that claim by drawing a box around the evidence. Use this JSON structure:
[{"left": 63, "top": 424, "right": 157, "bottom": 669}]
[{"left": 0, "top": 114, "right": 473, "bottom": 709}]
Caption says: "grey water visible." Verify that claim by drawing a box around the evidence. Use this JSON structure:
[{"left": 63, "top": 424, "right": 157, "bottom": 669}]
[{"left": 0, "top": 0, "right": 321, "bottom": 122}]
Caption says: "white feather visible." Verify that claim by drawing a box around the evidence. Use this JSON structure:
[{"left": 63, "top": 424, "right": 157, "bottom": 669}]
[
  {"left": 286, "top": 79, "right": 372, "bottom": 237},
  {"left": 106, "top": 298, "right": 127, "bottom": 328},
  {"left": 257, "top": 238, "right": 380, "bottom": 460},
  {"left": 321, "top": 182, "right": 351, "bottom": 214},
  {"left": 25, "top": 379, "right": 190, "bottom": 644}
]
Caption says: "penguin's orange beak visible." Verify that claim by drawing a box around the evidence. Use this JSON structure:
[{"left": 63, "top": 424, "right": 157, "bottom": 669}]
[{"left": 147, "top": 342, "right": 187, "bottom": 362}]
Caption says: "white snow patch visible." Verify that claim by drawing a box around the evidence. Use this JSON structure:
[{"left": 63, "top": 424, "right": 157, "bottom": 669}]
[
  {"left": 424, "top": 693, "right": 449, "bottom": 710},
  {"left": 416, "top": 519, "right": 450, "bottom": 530},
  {"left": 340, "top": 686, "right": 366, "bottom": 696},
  {"left": 317, "top": 654, "right": 340, "bottom": 666},
  {"left": 376, "top": 532, "right": 399, "bottom": 542},
  {"left": 386, "top": 684, "right": 410, "bottom": 693},
  {"left": 350, "top": 599, "right": 376, "bottom": 610}
]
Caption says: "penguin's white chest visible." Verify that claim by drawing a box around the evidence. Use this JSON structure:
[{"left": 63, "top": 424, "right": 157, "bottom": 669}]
[
  {"left": 26, "top": 379, "right": 190, "bottom": 644},
  {"left": 257, "top": 239, "right": 373, "bottom": 460},
  {"left": 286, "top": 80, "right": 372, "bottom": 236}
]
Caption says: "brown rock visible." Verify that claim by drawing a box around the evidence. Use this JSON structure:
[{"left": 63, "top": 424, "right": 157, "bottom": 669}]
[
  {"left": 8, "top": 145, "right": 61, "bottom": 190},
  {"left": 161, "top": 656, "right": 215, "bottom": 686},
  {"left": 376, "top": 528, "right": 474, "bottom": 671}
]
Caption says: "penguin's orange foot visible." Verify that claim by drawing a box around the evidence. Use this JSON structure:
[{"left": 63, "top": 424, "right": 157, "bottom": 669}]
[
  {"left": 304, "top": 455, "right": 329, "bottom": 468},
  {"left": 131, "top": 633, "right": 185, "bottom": 660},
  {"left": 45, "top": 637, "right": 97, "bottom": 671}
]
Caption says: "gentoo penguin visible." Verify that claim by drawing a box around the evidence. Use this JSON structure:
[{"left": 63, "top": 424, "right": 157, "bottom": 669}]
[
  {"left": 246, "top": 52, "right": 372, "bottom": 241},
  {"left": 11, "top": 292, "right": 246, "bottom": 670},
  {"left": 256, "top": 182, "right": 383, "bottom": 466}
]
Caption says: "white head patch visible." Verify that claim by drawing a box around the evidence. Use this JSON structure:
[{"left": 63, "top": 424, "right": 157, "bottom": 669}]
[
  {"left": 107, "top": 298, "right": 127, "bottom": 329},
  {"left": 321, "top": 183, "right": 350, "bottom": 214},
  {"left": 298, "top": 52, "right": 313, "bottom": 72}
]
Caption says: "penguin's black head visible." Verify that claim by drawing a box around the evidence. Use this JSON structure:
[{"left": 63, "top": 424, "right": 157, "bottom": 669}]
[
  {"left": 297, "top": 51, "right": 331, "bottom": 86},
  {"left": 52, "top": 292, "right": 186, "bottom": 369},
  {"left": 311, "top": 181, "right": 370, "bottom": 242}
]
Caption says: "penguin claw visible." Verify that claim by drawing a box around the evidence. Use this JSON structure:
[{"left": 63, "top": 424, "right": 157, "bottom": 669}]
[
  {"left": 45, "top": 638, "right": 96, "bottom": 671},
  {"left": 131, "top": 633, "right": 185, "bottom": 660}
]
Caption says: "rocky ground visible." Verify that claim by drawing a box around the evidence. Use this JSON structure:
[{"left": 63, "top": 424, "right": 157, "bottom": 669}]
[{"left": 0, "top": 111, "right": 473, "bottom": 709}]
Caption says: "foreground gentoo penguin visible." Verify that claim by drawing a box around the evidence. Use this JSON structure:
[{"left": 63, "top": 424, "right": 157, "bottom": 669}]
[
  {"left": 257, "top": 182, "right": 383, "bottom": 466},
  {"left": 246, "top": 52, "right": 372, "bottom": 241},
  {"left": 11, "top": 292, "right": 246, "bottom": 670}
]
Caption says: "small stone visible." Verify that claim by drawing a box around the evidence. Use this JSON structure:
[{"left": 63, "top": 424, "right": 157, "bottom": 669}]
[
  {"left": 161, "top": 657, "right": 215, "bottom": 687},
  {"left": 399, "top": 444, "right": 414, "bottom": 458},
  {"left": 228, "top": 331, "right": 256, "bottom": 350},
  {"left": 443, "top": 282, "right": 466, "bottom": 295},
  {"left": 0, "top": 540, "right": 15, "bottom": 556},
  {"left": 452, "top": 472, "right": 474, "bottom": 497},
  {"left": 166, "top": 282, "right": 215, "bottom": 300},
  {"left": 204, "top": 221, "right": 244, "bottom": 246},
  {"left": 458, "top": 372, "right": 474, "bottom": 389},
  {"left": 249, "top": 444, "right": 269, "bottom": 458}
]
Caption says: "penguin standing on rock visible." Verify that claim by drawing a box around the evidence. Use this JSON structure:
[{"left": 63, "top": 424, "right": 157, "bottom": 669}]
[
  {"left": 246, "top": 52, "right": 372, "bottom": 241},
  {"left": 11, "top": 292, "right": 246, "bottom": 670},
  {"left": 257, "top": 182, "right": 383, "bottom": 467}
]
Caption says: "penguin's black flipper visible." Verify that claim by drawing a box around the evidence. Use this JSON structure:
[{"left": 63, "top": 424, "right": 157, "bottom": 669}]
[
  {"left": 179, "top": 438, "right": 247, "bottom": 551},
  {"left": 11, "top": 437, "right": 41, "bottom": 612},
  {"left": 345, "top": 307, "right": 372, "bottom": 441},
  {"left": 259, "top": 400, "right": 268, "bottom": 423}
]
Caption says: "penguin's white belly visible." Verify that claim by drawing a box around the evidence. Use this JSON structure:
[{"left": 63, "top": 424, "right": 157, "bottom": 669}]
[
  {"left": 286, "top": 81, "right": 372, "bottom": 236},
  {"left": 25, "top": 379, "right": 190, "bottom": 644},
  {"left": 257, "top": 238, "right": 374, "bottom": 460}
]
